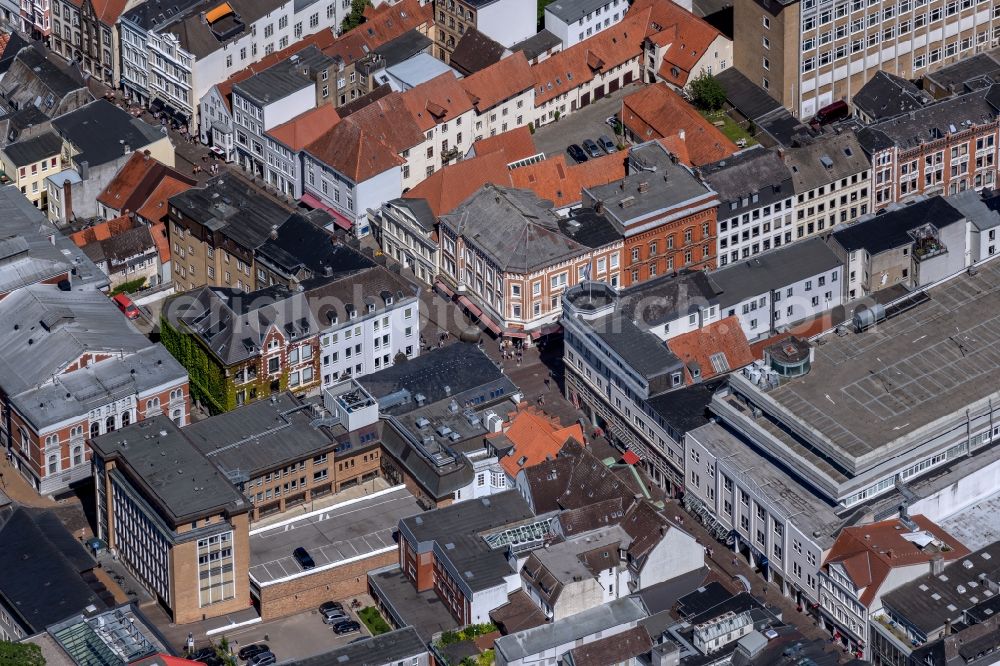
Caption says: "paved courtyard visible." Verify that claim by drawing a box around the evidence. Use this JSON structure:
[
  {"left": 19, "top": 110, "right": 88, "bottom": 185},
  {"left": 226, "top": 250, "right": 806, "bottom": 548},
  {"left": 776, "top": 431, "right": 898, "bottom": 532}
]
[{"left": 531, "top": 84, "right": 638, "bottom": 160}]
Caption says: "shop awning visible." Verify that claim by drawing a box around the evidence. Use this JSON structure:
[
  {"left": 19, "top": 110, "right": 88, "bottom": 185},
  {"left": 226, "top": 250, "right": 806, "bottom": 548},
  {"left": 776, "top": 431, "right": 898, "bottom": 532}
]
[
  {"left": 149, "top": 98, "right": 164, "bottom": 112},
  {"left": 478, "top": 313, "right": 502, "bottom": 336},
  {"left": 205, "top": 1, "right": 234, "bottom": 23},
  {"left": 456, "top": 295, "right": 483, "bottom": 318},
  {"left": 505, "top": 330, "right": 528, "bottom": 339},
  {"left": 434, "top": 280, "right": 455, "bottom": 298},
  {"left": 300, "top": 192, "right": 353, "bottom": 230},
  {"left": 622, "top": 450, "right": 641, "bottom": 465}
]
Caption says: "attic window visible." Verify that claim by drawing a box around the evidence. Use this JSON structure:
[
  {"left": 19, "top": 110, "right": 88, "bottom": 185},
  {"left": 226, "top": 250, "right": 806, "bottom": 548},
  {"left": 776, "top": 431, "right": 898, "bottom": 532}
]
[
  {"left": 567, "top": 72, "right": 573, "bottom": 80},
  {"left": 517, "top": 455, "right": 528, "bottom": 467},
  {"left": 844, "top": 147, "right": 853, "bottom": 156}
]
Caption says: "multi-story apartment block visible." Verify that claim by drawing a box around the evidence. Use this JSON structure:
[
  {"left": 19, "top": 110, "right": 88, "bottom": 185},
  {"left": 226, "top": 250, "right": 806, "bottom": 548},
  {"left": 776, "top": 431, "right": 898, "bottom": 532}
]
[
  {"left": 19, "top": 0, "right": 52, "bottom": 40},
  {"left": 461, "top": 52, "right": 535, "bottom": 140},
  {"left": 373, "top": 198, "right": 439, "bottom": 285},
  {"left": 401, "top": 72, "right": 475, "bottom": 174},
  {"left": 782, "top": 131, "right": 871, "bottom": 240},
  {"left": 232, "top": 45, "right": 334, "bottom": 178},
  {"left": 0, "top": 286, "right": 189, "bottom": 495},
  {"left": 262, "top": 103, "right": 338, "bottom": 198},
  {"left": 434, "top": 0, "right": 535, "bottom": 62},
  {"left": 439, "top": 185, "right": 622, "bottom": 338},
  {"left": 735, "top": 0, "right": 1000, "bottom": 119},
  {"left": 90, "top": 416, "right": 251, "bottom": 624},
  {"left": 700, "top": 147, "right": 796, "bottom": 266},
  {"left": 118, "top": 0, "right": 203, "bottom": 107},
  {"left": 49, "top": 0, "right": 125, "bottom": 86},
  {"left": 582, "top": 140, "right": 720, "bottom": 287},
  {"left": 544, "top": 0, "right": 629, "bottom": 48},
  {"left": 858, "top": 85, "right": 1000, "bottom": 207},
  {"left": 0, "top": 131, "right": 63, "bottom": 210}
]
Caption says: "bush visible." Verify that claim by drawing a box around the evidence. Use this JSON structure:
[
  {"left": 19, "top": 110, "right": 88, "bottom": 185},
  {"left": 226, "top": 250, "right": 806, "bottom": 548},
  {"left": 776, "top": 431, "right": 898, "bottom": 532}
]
[
  {"left": 688, "top": 72, "right": 726, "bottom": 112},
  {"left": 0, "top": 641, "right": 45, "bottom": 666},
  {"left": 340, "top": 0, "right": 371, "bottom": 32},
  {"left": 437, "top": 623, "right": 498, "bottom": 647},
  {"left": 110, "top": 277, "right": 146, "bottom": 296},
  {"left": 358, "top": 606, "right": 391, "bottom": 635}
]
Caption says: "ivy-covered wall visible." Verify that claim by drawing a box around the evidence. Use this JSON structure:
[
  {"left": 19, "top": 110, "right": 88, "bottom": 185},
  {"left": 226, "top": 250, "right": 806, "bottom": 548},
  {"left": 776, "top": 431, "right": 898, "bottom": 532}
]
[{"left": 159, "top": 315, "right": 232, "bottom": 414}]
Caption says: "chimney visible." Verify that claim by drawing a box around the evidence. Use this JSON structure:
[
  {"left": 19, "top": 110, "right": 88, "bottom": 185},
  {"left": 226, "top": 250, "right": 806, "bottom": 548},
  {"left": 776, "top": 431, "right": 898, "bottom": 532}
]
[
  {"left": 638, "top": 181, "right": 649, "bottom": 193},
  {"left": 931, "top": 554, "right": 945, "bottom": 575},
  {"left": 79, "top": 160, "right": 89, "bottom": 180},
  {"left": 199, "top": 10, "right": 207, "bottom": 22},
  {"left": 594, "top": 200, "right": 604, "bottom": 214},
  {"left": 270, "top": 224, "right": 278, "bottom": 240},
  {"left": 678, "top": 129, "right": 685, "bottom": 141},
  {"left": 63, "top": 178, "right": 73, "bottom": 222}
]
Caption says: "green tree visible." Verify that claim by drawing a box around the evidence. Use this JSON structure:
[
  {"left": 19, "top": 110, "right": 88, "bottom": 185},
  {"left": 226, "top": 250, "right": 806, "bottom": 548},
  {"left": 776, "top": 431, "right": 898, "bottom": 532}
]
[
  {"left": 341, "top": 0, "right": 371, "bottom": 32},
  {"left": 0, "top": 641, "right": 45, "bottom": 666},
  {"left": 688, "top": 72, "right": 726, "bottom": 112}
]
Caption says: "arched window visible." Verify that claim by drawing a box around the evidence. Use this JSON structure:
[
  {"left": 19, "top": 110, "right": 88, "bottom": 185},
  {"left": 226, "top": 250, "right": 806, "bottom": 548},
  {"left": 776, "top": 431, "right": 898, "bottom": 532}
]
[
  {"left": 121, "top": 411, "right": 131, "bottom": 427},
  {"left": 47, "top": 453, "right": 59, "bottom": 475},
  {"left": 19, "top": 427, "right": 29, "bottom": 454},
  {"left": 105, "top": 415, "right": 116, "bottom": 433},
  {"left": 146, "top": 397, "right": 160, "bottom": 413},
  {"left": 171, "top": 408, "right": 183, "bottom": 426},
  {"left": 170, "top": 388, "right": 183, "bottom": 401},
  {"left": 90, "top": 422, "right": 101, "bottom": 438},
  {"left": 72, "top": 445, "right": 83, "bottom": 466},
  {"left": 70, "top": 425, "right": 83, "bottom": 440},
  {"left": 44, "top": 434, "right": 59, "bottom": 448}
]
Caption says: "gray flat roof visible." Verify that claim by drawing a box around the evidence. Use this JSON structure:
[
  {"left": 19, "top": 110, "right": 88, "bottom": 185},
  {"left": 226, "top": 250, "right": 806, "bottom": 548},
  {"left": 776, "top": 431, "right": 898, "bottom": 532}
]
[
  {"left": 368, "top": 567, "right": 458, "bottom": 642},
  {"left": 545, "top": 0, "right": 618, "bottom": 23},
  {"left": 755, "top": 256, "right": 1000, "bottom": 471},
  {"left": 287, "top": 627, "right": 427, "bottom": 666},
  {"left": 687, "top": 422, "right": 845, "bottom": 547},
  {"left": 249, "top": 488, "right": 422, "bottom": 585}
]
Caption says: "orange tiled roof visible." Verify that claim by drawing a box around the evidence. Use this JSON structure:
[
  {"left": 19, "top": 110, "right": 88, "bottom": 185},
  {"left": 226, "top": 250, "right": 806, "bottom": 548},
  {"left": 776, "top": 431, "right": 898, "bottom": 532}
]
[
  {"left": 401, "top": 72, "right": 474, "bottom": 131},
  {"left": 824, "top": 515, "right": 969, "bottom": 607},
  {"left": 621, "top": 82, "right": 737, "bottom": 166},
  {"left": 358, "top": 0, "right": 433, "bottom": 48},
  {"left": 494, "top": 407, "right": 585, "bottom": 478},
  {"left": 633, "top": 0, "right": 725, "bottom": 87},
  {"left": 136, "top": 176, "right": 194, "bottom": 225},
  {"left": 0, "top": 34, "right": 9, "bottom": 55},
  {"left": 68, "top": 216, "right": 135, "bottom": 248},
  {"left": 96, "top": 152, "right": 162, "bottom": 210},
  {"left": 306, "top": 93, "right": 424, "bottom": 182},
  {"left": 64, "top": 0, "right": 130, "bottom": 25},
  {"left": 656, "top": 135, "right": 691, "bottom": 166},
  {"left": 149, "top": 221, "right": 171, "bottom": 265},
  {"left": 510, "top": 153, "right": 626, "bottom": 209},
  {"left": 323, "top": 30, "right": 369, "bottom": 66},
  {"left": 462, "top": 52, "right": 534, "bottom": 113},
  {"left": 404, "top": 151, "right": 513, "bottom": 217},
  {"left": 268, "top": 104, "right": 340, "bottom": 151},
  {"left": 472, "top": 126, "right": 538, "bottom": 163},
  {"left": 666, "top": 316, "right": 753, "bottom": 384}
]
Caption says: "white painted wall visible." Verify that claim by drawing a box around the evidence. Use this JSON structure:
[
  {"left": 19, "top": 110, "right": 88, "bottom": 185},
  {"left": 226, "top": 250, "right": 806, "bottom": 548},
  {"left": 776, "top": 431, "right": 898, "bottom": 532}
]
[{"left": 476, "top": 0, "right": 535, "bottom": 47}]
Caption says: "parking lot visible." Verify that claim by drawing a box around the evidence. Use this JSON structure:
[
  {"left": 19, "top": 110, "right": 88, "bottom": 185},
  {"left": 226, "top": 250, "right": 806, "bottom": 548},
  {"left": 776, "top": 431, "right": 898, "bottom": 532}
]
[
  {"left": 216, "top": 605, "right": 370, "bottom": 663},
  {"left": 532, "top": 84, "right": 639, "bottom": 162}
]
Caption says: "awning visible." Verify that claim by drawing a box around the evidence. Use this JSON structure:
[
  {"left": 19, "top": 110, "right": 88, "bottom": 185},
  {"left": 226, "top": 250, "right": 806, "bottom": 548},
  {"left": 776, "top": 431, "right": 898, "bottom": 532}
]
[
  {"left": 530, "top": 323, "right": 563, "bottom": 340},
  {"left": 434, "top": 280, "right": 455, "bottom": 298},
  {"left": 478, "top": 313, "right": 502, "bottom": 336},
  {"left": 456, "top": 295, "right": 483, "bottom": 318},
  {"left": 505, "top": 330, "right": 528, "bottom": 339},
  {"left": 149, "top": 98, "right": 164, "bottom": 112},
  {"left": 622, "top": 450, "right": 641, "bottom": 465},
  {"left": 205, "top": 1, "right": 234, "bottom": 23},
  {"left": 300, "top": 192, "right": 353, "bottom": 230}
]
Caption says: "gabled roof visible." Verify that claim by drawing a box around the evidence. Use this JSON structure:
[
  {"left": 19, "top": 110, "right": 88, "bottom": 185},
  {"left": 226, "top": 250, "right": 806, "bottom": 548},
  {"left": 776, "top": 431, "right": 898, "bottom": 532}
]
[
  {"left": 52, "top": 99, "right": 163, "bottom": 169},
  {"left": 401, "top": 72, "right": 474, "bottom": 131},
  {"left": 450, "top": 27, "right": 508, "bottom": 76},
  {"left": 136, "top": 176, "right": 195, "bottom": 225},
  {"left": 852, "top": 70, "right": 931, "bottom": 122},
  {"left": 621, "top": 82, "right": 737, "bottom": 166},
  {"left": 511, "top": 153, "right": 627, "bottom": 209},
  {"left": 1, "top": 130, "right": 62, "bottom": 167},
  {"left": 68, "top": 215, "right": 135, "bottom": 248},
  {"left": 831, "top": 196, "right": 965, "bottom": 254},
  {"left": 357, "top": 0, "right": 433, "bottom": 48},
  {"left": 635, "top": 0, "right": 725, "bottom": 87},
  {"left": 404, "top": 151, "right": 512, "bottom": 217},
  {"left": 305, "top": 93, "right": 423, "bottom": 182},
  {"left": 64, "top": 0, "right": 130, "bottom": 25},
  {"left": 472, "top": 126, "right": 538, "bottom": 162},
  {"left": 462, "top": 52, "right": 534, "bottom": 113},
  {"left": 823, "top": 515, "right": 969, "bottom": 607},
  {"left": 267, "top": 104, "right": 340, "bottom": 151},
  {"left": 666, "top": 316, "right": 753, "bottom": 383},
  {"left": 96, "top": 151, "right": 177, "bottom": 211},
  {"left": 493, "top": 407, "right": 584, "bottom": 478}
]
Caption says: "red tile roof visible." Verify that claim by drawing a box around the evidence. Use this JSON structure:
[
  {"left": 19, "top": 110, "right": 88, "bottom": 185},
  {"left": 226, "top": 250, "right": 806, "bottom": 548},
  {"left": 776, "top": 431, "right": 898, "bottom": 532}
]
[
  {"left": 622, "top": 82, "right": 737, "bottom": 166},
  {"left": 136, "top": 176, "right": 194, "bottom": 225},
  {"left": 666, "top": 316, "right": 753, "bottom": 383},
  {"left": 401, "top": 72, "right": 474, "bottom": 131},
  {"left": 64, "top": 0, "right": 129, "bottom": 25},
  {"left": 632, "top": 0, "right": 725, "bottom": 87},
  {"left": 823, "top": 515, "right": 969, "bottom": 607},
  {"left": 96, "top": 152, "right": 163, "bottom": 211},
  {"left": 492, "top": 407, "right": 585, "bottom": 478},
  {"left": 267, "top": 104, "right": 340, "bottom": 151},
  {"left": 68, "top": 216, "right": 136, "bottom": 248},
  {"left": 358, "top": 0, "right": 433, "bottom": 48},
  {"left": 509, "top": 153, "right": 626, "bottom": 209},
  {"left": 305, "top": 93, "right": 424, "bottom": 182},
  {"left": 472, "top": 126, "right": 538, "bottom": 162},
  {"left": 149, "top": 221, "right": 171, "bottom": 265},
  {"left": 462, "top": 52, "right": 534, "bottom": 113},
  {"left": 404, "top": 150, "right": 513, "bottom": 216}
]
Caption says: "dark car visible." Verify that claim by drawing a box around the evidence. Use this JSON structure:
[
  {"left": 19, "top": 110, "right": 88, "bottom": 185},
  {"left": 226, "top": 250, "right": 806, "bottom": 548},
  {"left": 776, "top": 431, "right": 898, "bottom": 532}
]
[
  {"left": 319, "top": 601, "right": 344, "bottom": 614},
  {"left": 188, "top": 648, "right": 221, "bottom": 665},
  {"left": 238, "top": 644, "right": 270, "bottom": 661},
  {"left": 566, "top": 144, "right": 588, "bottom": 163},
  {"left": 247, "top": 652, "right": 277, "bottom": 666},
  {"left": 598, "top": 135, "right": 616, "bottom": 154},
  {"left": 293, "top": 547, "right": 315, "bottom": 570},
  {"left": 810, "top": 100, "right": 850, "bottom": 128},
  {"left": 582, "top": 139, "right": 602, "bottom": 158},
  {"left": 333, "top": 620, "right": 362, "bottom": 635}
]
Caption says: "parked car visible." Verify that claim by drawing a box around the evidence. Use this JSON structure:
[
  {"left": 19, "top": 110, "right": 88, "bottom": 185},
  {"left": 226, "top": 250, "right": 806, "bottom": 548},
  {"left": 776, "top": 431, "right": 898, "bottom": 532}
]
[
  {"left": 566, "top": 144, "right": 588, "bottom": 163},
  {"left": 810, "top": 100, "right": 850, "bottom": 128},
  {"left": 606, "top": 114, "right": 618, "bottom": 128},
  {"left": 247, "top": 652, "right": 277, "bottom": 666},
  {"left": 187, "top": 648, "right": 222, "bottom": 666},
  {"left": 333, "top": 620, "right": 362, "bottom": 635},
  {"left": 319, "top": 601, "right": 344, "bottom": 614},
  {"left": 238, "top": 644, "right": 270, "bottom": 661},
  {"left": 598, "top": 135, "right": 616, "bottom": 153},
  {"left": 322, "top": 608, "right": 350, "bottom": 624},
  {"left": 582, "top": 139, "right": 603, "bottom": 158},
  {"left": 293, "top": 547, "right": 315, "bottom": 570},
  {"left": 112, "top": 293, "right": 141, "bottom": 320}
]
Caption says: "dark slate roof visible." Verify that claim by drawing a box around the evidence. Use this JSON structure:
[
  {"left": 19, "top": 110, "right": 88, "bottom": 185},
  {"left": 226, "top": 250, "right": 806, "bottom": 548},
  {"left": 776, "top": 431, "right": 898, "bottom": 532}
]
[
  {"left": 2, "top": 45, "right": 87, "bottom": 101},
  {"left": 234, "top": 46, "right": 334, "bottom": 106},
  {"left": 0, "top": 506, "right": 106, "bottom": 633},
  {"left": 852, "top": 71, "right": 930, "bottom": 122},
  {"left": 924, "top": 53, "right": 1000, "bottom": 96},
  {"left": 620, "top": 270, "right": 723, "bottom": 325},
  {"left": 637, "top": 566, "right": 711, "bottom": 614},
  {"left": 2, "top": 130, "right": 62, "bottom": 166},
  {"left": 440, "top": 184, "right": 590, "bottom": 273},
  {"left": 711, "top": 238, "right": 842, "bottom": 308},
  {"left": 831, "top": 196, "right": 966, "bottom": 254},
  {"left": 557, "top": 207, "right": 623, "bottom": 248},
  {"left": 52, "top": 100, "right": 163, "bottom": 168},
  {"left": 120, "top": 0, "right": 206, "bottom": 31},
  {"left": 0, "top": 32, "right": 28, "bottom": 76},
  {"left": 590, "top": 316, "right": 683, "bottom": 380},
  {"left": 449, "top": 27, "right": 507, "bottom": 77},
  {"left": 781, "top": 131, "right": 870, "bottom": 193},
  {"left": 101, "top": 224, "right": 156, "bottom": 262},
  {"left": 90, "top": 416, "right": 249, "bottom": 525},
  {"left": 338, "top": 84, "right": 393, "bottom": 117},
  {"left": 646, "top": 379, "right": 723, "bottom": 435},
  {"left": 511, "top": 30, "right": 562, "bottom": 62},
  {"left": 714, "top": 68, "right": 782, "bottom": 120},
  {"left": 373, "top": 29, "right": 434, "bottom": 68},
  {"left": 379, "top": 421, "right": 474, "bottom": 500},
  {"left": 545, "top": 0, "right": 616, "bottom": 23},
  {"left": 384, "top": 197, "right": 437, "bottom": 232},
  {"left": 699, "top": 147, "right": 794, "bottom": 204},
  {"left": 255, "top": 213, "right": 374, "bottom": 279},
  {"left": 286, "top": 627, "right": 427, "bottom": 666},
  {"left": 162, "top": 0, "right": 290, "bottom": 59}
]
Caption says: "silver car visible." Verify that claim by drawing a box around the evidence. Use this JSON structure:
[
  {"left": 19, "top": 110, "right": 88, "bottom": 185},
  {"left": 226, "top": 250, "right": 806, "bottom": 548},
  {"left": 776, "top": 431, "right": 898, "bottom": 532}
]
[{"left": 598, "top": 135, "right": 616, "bottom": 153}]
